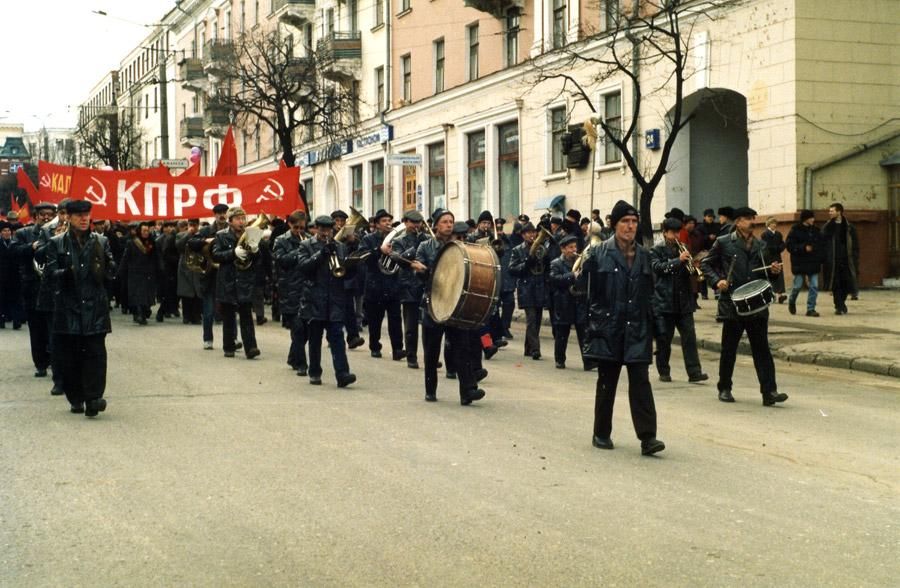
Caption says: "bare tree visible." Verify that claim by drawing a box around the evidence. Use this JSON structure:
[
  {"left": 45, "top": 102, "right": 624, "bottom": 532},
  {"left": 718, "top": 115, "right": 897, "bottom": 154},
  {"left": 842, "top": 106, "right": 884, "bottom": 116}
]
[
  {"left": 214, "top": 28, "right": 361, "bottom": 210},
  {"left": 525, "top": 0, "right": 730, "bottom": 242},
  {"left": 75, "top": 109, "right": 143, "bottom": 170}
]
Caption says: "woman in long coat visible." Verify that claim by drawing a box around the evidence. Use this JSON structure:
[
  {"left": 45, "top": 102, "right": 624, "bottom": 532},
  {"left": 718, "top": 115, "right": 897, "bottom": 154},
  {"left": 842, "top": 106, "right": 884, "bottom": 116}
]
[{"left": 125, "top": 222, "right": 158, "bottom": 325}]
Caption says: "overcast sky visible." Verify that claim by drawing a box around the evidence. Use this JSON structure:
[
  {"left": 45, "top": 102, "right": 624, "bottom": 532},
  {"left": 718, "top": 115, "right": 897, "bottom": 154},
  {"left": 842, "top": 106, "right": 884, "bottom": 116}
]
[{"left": 3, "top": 0, "right": 176, "bottom": 131}]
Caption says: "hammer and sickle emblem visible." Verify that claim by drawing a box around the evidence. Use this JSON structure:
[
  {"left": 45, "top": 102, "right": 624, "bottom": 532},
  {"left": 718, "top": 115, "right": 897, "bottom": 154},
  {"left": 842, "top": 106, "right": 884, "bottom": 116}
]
[
  {"left": 85, "top": 176, "right": 108, "bottom": 207},
  {"left": 40, "top": 174, "right": 51, "bottom": 188},
  {"left": 257, "top": 179, "right": 285, "bottom": 203}
]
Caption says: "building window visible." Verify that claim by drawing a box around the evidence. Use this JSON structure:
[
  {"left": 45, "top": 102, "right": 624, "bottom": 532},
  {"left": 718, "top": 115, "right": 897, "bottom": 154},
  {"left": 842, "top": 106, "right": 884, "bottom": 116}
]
[
  {"left": 505, "top": 9, "right": 520, "bottom": 67},
  {"left": 255, "top": 124, "right": 261, "bottom": 159},
  {"left": 467, "top": 24, "right": 479, "bottom": 81},
  {"left": 371, "top": 159, "right": 385, "bottom": 211},
  {"left": 242, "top": 131, "right": 249, "bottom": 164},
  {"left": 375, "top": 0, "right": 384, "bottom": 26},
  {"left": 375, "top": 66, "right": 385, "bottom": 111},
  {"left": 351, "top": 164, "right": 363, "bottom": 209},
  {"left": 434, "top": 39, "right": 445, "bottom": 94},
  {"left": 603, "top": 0, "right": 618, "bottom": 31},
  {"left": 550, "top": 106, "right": 567, "bottom": 173},
  {"left": 254, "top": 0, "right": 260, "bottom": 25},
  {"left": 467, "top": 131, "right": 486, "bottom": 214},
  {"left": 602, "top": 90, "right": 622, "bottom": 163},
  {"left": 403, "top": 154, "right": 417, "bottom": 212},
  {"left": 552, "top": 0, "right": 567, "bottom": 49},
  {"left": 302, "top": 178, "right": 314, "bottom": 212},
  {"left": 326, "top": 9, "right": 335, "bottom": 35},
  {"left": 349, "top": 0, "right": 359, "bottom": 32},
  {"left": 401, "top": 54, "right": 411, "bottom": 103},
  {"left": 498, "top": 122, "right": 520, "bottom": 219},
  {"left": 428, "top": 142, "right": 446, "bottom": 211},
  {"left": 400, "top": 0, "right": 411, "bottom": 12},
  {"left": 240, "top": 1, "right": 246, "bottom": 33}
]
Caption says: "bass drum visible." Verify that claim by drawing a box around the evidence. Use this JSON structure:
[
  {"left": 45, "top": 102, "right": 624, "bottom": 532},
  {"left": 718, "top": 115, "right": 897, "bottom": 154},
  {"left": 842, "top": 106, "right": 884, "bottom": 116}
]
[{"left": 428, "top": 241, "right": 500, "bottom": 329}]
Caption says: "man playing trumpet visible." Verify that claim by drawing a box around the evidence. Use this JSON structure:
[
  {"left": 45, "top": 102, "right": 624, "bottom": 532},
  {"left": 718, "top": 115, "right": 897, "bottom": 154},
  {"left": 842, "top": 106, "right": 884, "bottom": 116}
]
[{"left": 211, "top": 207, "right": 260, "bottom": 359}]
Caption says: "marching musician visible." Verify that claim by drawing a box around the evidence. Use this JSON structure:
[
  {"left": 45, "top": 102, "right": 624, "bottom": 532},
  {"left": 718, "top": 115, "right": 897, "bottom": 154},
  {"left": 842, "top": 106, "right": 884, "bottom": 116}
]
[
  {"left": 413, "top": 209, "right": 485, "bottom": 405},
  {"left": 508, "top": 222, "right": 548, "bottom": 360},
  {"left": 359, "top": 209, "right": 405, "bottom": 360},
  {"left": 548, "top": 235, "right": 587, "bottom": 370},
  {"left": 332, "top": 209, "right": 365, "bottom": 349},
  {"left": 11, "top": 202, "right": 56, "bottom": 376},
  {"left": 295, "top": 215, "right": 357, "bottom": 388},
  {"left": 650, "top": 217, "right": 708, "bottom": 384},
  {"left": 272, "top": 211, "right": 311, "bottom": 376},
  {"left": 187, "top": 203, "right": 230, "bottom": 350},
  {"left": 494, "top": 217, "right": 516, "bottom": 340},
  {"left": 701, "top": 206, "right": 787, "bottom": 406},
  {"left": 575, "top": 200, "right": 665, "bottom": 456},
  {"left": 383, "top": 210, "right": 428, "bottom": 369},
  {"left": 175, "top": 219, "right": 205, "bottom": 325},
  {"left": 155, "top": 221, "right": 180, "bottom": 322},
  {"left": 466, "top": 210, "right": 502, "bottom": 359},
  {"left": 211, "top": 207, "right": 261, "bottom": 359},
  {"left": 44, "top": 200, "right": 116, "bottom": 417}
]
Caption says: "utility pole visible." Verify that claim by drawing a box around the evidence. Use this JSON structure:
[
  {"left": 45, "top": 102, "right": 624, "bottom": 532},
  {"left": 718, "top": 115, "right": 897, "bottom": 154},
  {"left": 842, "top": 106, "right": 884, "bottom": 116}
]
[{"left": 159, "top": 41, "right": 170, "bottom": 159}]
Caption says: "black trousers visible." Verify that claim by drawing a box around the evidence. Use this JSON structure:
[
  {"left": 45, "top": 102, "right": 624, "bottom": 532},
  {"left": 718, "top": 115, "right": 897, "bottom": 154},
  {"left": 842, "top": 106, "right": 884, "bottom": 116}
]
[
  {"left": 402, "top": 302, "right": 420, "bottom": 363},
  {"left": 27, "top": 307, "right": 52, "bottom": 371},
  {"left": 523, "top": 307, "right": 543, "bottom": 356},
  {"left": 343, "top": 294, "right": 360, "bottom": 340},
  {"left": 554, "top": 322, "right": 585, "bottom": 366},
  {"left": 55, "top": 333, "right": 107, "bottom": 406},
  {"left": 832, "top": 262, "right": 852, "bottom": 310},
  {"left": 423, "top": 324, "right": 477, "bottom": 399},
  {"left": 365, "top": 298, "right": 403, "bottom": 353},
  {"left": 284, "top": 313, "right": 308, "bottom": 370},
  {"left": 306, "top": 320, "right": 350, "bottom": 378},
  {"left": 500, "top": 291, "right": 515, "bottom": 333},
  {"left": 718, "top": 316, "right": 777, "bottom": 395},
  {"left": 181, "top": 297, "right": 203, "bottom": 324},
  {"left": 221, "top": 302, "right": 257, "bottom": 353},
  {"left": 593, "top": 361, "right": 657, "bottom": 441},
  {"left": 654, "top": 313, "right": 702, "bottom": 378}
]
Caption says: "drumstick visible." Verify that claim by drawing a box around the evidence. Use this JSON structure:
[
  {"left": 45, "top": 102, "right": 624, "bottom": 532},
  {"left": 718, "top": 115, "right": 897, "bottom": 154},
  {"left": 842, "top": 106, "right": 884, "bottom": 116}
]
[{"left": 752, "top": 263, "right": 779, "bottom": 272}]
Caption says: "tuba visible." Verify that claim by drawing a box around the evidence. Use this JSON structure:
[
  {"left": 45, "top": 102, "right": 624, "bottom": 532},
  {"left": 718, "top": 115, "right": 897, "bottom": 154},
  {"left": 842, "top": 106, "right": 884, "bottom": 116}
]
[
  {"left": 378, "top": 225, "right": 407, "bottom": 275},
  {"left": 334, "top": 206, "right": 366, "bottom": 243},
  {"left": 234, "top": 213, "right": 270, "bottom": 271},
  {"left": 185, "top": 239, "right": 218, "bottom": 274},
  {"left": 528, "top": 226, "right": 553, "bottom": 275}
]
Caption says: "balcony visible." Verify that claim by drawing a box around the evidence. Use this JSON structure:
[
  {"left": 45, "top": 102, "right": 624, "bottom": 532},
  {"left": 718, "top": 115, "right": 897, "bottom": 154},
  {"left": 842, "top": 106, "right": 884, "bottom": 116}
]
[
  {"left": 179, "top": 57, "right": 208, "bottom": 93},
  {"left": 464, "top": 0, "right": 524, "bottom": 18},
  {"left": 272, "top": 0, "right": 315, "bottom": 29},
  {"left": 316, "top": 32, "right": 362, "bottom": 83},
  {"left": 203, "top": 39, "right": 236, "bottom": 75},
  {"left": 203, "top": 101, "right": 231, "bottom": 138},
  {"left": 180, "top": 116, "right": 204, "bottom": 146}
]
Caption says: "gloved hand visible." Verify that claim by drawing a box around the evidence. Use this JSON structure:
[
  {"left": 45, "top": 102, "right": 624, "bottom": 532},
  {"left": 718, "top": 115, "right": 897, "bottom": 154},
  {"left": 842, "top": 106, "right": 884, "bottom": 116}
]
[
  {"left": 249, "top": 242, "right": 260, "bottom": 254},
  {"left": 323, "top": 241, "right": 336, "bottom": 256},
  {"left": 235, "top": 247, "right": 249, "bottom": 261}
]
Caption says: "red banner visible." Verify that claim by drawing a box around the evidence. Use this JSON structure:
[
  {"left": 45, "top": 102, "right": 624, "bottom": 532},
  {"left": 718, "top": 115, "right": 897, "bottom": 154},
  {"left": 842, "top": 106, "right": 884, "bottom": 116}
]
[
  {"left": 64, "top": 165, "right": 302, "bottom": 221},
  {"left": 36, "top": 162, "right": 172, "bottom": 205}
]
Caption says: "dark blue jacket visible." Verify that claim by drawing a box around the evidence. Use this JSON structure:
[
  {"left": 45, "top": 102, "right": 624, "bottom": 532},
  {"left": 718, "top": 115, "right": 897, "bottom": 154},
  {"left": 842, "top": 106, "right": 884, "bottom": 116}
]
[
  {"left": 45, "top": 231, "right": 115, "bottom": 336},
  {"left": 508, "top": 241, "right": 547, "bottom": 309},
  {"left": 296, "top": 237, "right": 349, "bottom": 323}
]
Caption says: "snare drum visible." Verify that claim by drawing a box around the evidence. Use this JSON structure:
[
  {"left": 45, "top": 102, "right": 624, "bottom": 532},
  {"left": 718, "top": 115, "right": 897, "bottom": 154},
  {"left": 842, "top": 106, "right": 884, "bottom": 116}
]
[
  {"left": 731, "top": 279, "right": 775, "bottom": 316},
  {"left": 427, "top": 242, "right": 500, "bottom": 329}
]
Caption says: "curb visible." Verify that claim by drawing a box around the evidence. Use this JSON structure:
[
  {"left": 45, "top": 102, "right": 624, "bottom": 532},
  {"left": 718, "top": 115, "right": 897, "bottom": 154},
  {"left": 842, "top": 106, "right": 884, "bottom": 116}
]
[{"left": 511, "top": 311, "right": 899, "bottom": 380}]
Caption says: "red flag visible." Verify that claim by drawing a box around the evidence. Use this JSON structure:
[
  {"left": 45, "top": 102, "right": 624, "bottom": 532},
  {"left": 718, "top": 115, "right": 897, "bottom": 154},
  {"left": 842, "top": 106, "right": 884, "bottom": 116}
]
[
  {"left": 179, "top": 162, "right": 201, "bottom": 177},
  {"left": 214, "top": 126, "right": 238, "bottom": 176},
  {"left": 10, "top": 192, "right": 31, "bottom": 224},
  {"left": 14, "top": 168, "right": 36, "bottom": 223}
]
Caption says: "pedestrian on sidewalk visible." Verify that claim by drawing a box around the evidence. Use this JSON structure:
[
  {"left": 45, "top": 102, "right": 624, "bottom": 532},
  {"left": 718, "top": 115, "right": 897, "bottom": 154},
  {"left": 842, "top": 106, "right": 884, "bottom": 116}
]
[
  {"left": 785, "top": 209, "right": 824, "bottom": 317},
  {"left": 761, "top": 217, "right": 787, "bottom": 304},
  {"left": 822, "top": 203, "right": 859, "bottom": 315}
]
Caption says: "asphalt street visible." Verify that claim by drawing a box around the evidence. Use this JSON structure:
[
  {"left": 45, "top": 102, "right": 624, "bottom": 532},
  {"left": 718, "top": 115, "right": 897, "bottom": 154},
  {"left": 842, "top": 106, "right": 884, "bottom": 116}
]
[{"left": 1, "top": 312, "right": 898, "bottom": 586}]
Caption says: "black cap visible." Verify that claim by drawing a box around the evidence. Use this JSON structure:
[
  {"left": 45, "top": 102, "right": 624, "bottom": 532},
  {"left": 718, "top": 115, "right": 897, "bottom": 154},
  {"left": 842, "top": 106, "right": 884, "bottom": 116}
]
[
  {"left": 432, "top": 208, "right": 454, "bottom": 224},
  {"left": 66, "top": 200, "right": 92, "bottom": 214},
  {"left": 559, "top": 234, "right": 578, "bottom": 247},
  {"left": 550, "top": 216, "right": 563, "bottom": 225},
  {"left": 212, "top": 203, "right": 229, "bottom": 214},
  {"left": 374, "top": 209, "right": 393, "bottom": 223},
  {"left": 402, "top": 210, "right": 424, "bottom": 222},
  {"left": 494, "top": 217, "right": 506, "bottom": 226},
  {"left": 662, "top": 217, "right": 683, "bottom": 232},
  {"left": 733, "top": 206, "right": 757, "bottom": 219},
  {"left": 314, "top": 215, "right": 335, "bottom": 227},
  {"left": 717, "top": 206, "right": 734, "bottom": 218},
  {"left": 665, "top": 207, "right": 685, "bottom": 221},
  {"left": 609, "top": 200, "right": 639, "bottom": 226},
  {"left": 517, "top": 214, "right": 530, "bottom": 223},
  {"left": 799, "top": 209, "right": 815, "bottom": 222},
  {"left": 477, "top": 210, "right": 493, "bottom": 223},
  {"left": 331, "top": 209, "right": 348, "bottom": 220},
  {"left": 703, "top": 208, "right": 715, "bottom": 217},
  {"left": 521, "top": 222, "right": 536, "bottom": 233},
  {"left": 33, "top": 202, "right": 56, "bottom": 212},
  {"left": 465, "top": 219, "right": 476, "bottom": 229},
  {"left": 452, "top": 221, "right": 469, "bottom": 234},
  {"left": 566, "top": 209, "right": 581, "bottom": 222},
  {"left": 0, "top": 221, "right": 10, "bottom": 231}
]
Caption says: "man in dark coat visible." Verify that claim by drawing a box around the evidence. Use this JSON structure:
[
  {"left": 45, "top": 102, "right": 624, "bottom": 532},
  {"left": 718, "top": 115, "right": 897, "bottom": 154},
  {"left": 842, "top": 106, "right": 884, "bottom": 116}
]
[
  {"left": 12, "top": 202, "right": 57, "bottom": 369},
  {"left": 508, "top": 222, "right": 548, "bottom": 360},
  {"left": 494, "top": 217, "right": 516, "bottom": 339},
  {"left": 0, "top": 221, "right": 23, "bottom": 329},
  {"left": 575, "top": 200, "right": 664, "bottom": 455},
  {"left": 124, "top": 221, "right": 158, "bottom": 325},
  {"left": 188, "top": 203, "right": 230, "bottom": 349},
  {"left": 175, "top": 219, "right": 206, "bottom": 324},
  {"left": 332, "top": 209, "right": 365, "bottom": 349},
  {"left": 702, "top": 206, "right": 788, "bottom": 407},
  {"left": 359, "top": 209, "right": 404, "bottom": 360},
  {"left": 44, "top": 200, "right": 116, "bottom": 417},
  {"left": 272, "top": 210, "right": 310, "bottom": 375},
  {"left": 785, "top": 209, "right": 824, "bottom": 317},
  {"left": 155, "top": 221, "right": 180, "bottom": 321},
  {"left": 650, "top": 218, "right": 708, "bottom": 383},
  {"left": 822, "top": 202, "right": 859, "bottom": 315},
  {"left": 296, "top": 215, "right": 357, "bottom": 387},
  {"left": 548, "top": 235, "right": 587, "bottom": 370},
  {"left": 211, "top": 207, "right": 260, "bottom": 359},
  {"left": 414, "top": 208, "right": 485, "bottom": 405},
  {"left": 383, "top": 210, "right": 428, "bottom": 369},
  {"left": 717, "top": 206, "right": 735, "bottom": 237},
  {"left": 760, "top": 217, "right": 787, "bottom": 303}
]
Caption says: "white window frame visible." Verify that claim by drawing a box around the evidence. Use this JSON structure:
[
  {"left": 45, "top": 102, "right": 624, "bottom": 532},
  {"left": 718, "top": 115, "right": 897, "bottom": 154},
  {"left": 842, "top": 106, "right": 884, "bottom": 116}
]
[
  {"left": 595, "top": 83, "right": 626, "bottom": 171},
  {"left": 544, "top": 100, "right": 568, "bottom": 182}
]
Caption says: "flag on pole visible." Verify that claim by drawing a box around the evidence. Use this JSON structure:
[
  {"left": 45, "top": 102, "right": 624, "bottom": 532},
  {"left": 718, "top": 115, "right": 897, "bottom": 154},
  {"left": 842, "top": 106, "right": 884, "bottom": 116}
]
[
  {"left": 214, "top": 126, "right": 238, "bottom": 176},
  {"left": 14, "top": 167, "right": 37, "bottom": 223}
]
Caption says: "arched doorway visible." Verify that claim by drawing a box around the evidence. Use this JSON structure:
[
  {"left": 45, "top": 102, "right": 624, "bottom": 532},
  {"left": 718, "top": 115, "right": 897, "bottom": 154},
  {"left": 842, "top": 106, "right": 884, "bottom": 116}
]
[
  {"left": 324, "top": 172, "right": 338, "bottom": 214},
  {"left": 665, "top": 88, "right": 749, "bottom": 217}
]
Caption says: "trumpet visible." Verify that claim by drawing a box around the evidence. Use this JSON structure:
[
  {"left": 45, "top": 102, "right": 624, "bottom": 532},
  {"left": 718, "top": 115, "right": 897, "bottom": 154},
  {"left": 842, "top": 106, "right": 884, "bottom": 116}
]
[
  {"left": 528, "top": 226, "right": 553, "bottom": 275},
  {"left": 677, "top": 241, "right": 705, "bottom": 282},
  {"left": 327, "top": 235, "right": 346, "bottom": 278}
]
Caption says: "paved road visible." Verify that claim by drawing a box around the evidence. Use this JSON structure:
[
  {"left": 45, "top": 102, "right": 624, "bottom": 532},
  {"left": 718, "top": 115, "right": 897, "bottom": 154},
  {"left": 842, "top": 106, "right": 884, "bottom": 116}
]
[{"left": 1, "top": 313, "right": 898, "bottom": 586}]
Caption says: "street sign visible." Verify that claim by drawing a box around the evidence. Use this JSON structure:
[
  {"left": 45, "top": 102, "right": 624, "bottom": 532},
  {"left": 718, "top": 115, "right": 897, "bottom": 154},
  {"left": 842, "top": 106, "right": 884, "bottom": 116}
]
[
  {"left": 386, "top": 153, "right": 422, "bottom": 166},
  {"left": 152, "top": 158, "right": 190, "bottom": 170}
]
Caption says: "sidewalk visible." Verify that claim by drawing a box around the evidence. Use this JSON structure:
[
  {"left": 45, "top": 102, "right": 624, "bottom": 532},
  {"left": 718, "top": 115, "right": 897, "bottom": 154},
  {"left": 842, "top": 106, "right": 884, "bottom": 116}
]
[{"left": 514, "top": 287, "right": 900, "bottom": 379}]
